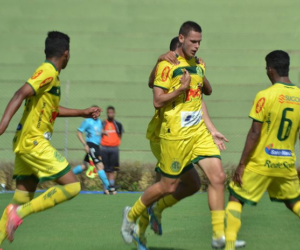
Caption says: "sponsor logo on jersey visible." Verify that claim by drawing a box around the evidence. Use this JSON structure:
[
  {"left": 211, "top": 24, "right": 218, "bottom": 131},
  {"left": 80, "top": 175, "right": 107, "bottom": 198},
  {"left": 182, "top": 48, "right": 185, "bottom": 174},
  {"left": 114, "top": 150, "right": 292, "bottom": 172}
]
[
  {"left": 255, "top": 97, "right": 265, "bottom": 113},
  {"left": 196, "top": 66, "right": 204, "bottom": 77},
  {"left": 185, "top": 87, "right": 201, "bottom": 102},
  {"left": 265, "top": 143, "right": 292, "bottom": 157},
  {"left": 49, "top": 109, "right": 59, "bottom": 124},
  {"left": 31, "top": 70, "right": 43, "bottom": 79},
  {"left": 181, "top": 111, "right": 202, "bottom": 127},
  {"left": 171, "top": 160, "right": 181, "bottom": 172},
  {"left": 39, "top": 77, "right": 53, "bottom": 89},
  {"left": 264, "top": 160, "right": 294, "bottom": 170},
  {"left": 161, "top": 66, "right": 170, "bottom": 82},
  {"left": 278, "top": 94, "right": 300, "bottom": 105},
  {"left": 44, "top": 132, "right": 52, "bottom": 141}
]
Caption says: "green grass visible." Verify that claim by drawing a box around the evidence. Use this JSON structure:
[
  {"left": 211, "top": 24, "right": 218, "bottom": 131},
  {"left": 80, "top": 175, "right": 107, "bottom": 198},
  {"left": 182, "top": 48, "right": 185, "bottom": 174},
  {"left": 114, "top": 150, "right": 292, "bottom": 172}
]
[
  {"left": 0, "top": 0, "right": 300, "bottom": 164},
  {"left": 0, "top": 192, "right": 300, "bottom": 250}
]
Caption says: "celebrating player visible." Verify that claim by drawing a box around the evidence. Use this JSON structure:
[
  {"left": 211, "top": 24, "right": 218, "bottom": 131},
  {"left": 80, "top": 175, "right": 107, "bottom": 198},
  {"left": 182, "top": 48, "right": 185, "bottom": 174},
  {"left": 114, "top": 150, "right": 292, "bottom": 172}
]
[
  {"left": 122, "top": 21, "right": 245, "bottom": 249},
  {"left": 225, "top": 50, "right": 300, "bottom": 249},
  {"left": 72, "top": 112, "right": 111, "bottom": 194},
  {"left": 0, "top": 31, "right": 101, "bottom": 246}
]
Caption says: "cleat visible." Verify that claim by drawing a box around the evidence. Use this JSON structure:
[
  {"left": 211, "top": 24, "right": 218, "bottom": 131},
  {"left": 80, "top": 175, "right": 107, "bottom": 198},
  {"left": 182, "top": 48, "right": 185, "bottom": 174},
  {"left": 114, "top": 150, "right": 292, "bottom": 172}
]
[
  {"left": 148, "top": 203, "right": 162, "bottom": 235},
  {"left": 5, "top": 204, "right": 23, "bottom": 242},
  {"left": 108, "top": 186, "right": 117, "bottom": 195},
  {"left": 212, "top": 236, "right": 246, "bottom": 249},
  {"left": 121, "top": 206, "right": 135, "bottom": 244},
  {"left": 132, "top": 225, "right": 148, "bottom": 250}
]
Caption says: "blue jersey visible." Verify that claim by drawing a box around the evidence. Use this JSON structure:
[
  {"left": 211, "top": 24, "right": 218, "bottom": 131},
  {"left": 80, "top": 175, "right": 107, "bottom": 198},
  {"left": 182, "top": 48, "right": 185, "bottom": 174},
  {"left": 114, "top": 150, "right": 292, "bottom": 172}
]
[{"left": 78, "top": 118, "right": 102, "bottom": 145}]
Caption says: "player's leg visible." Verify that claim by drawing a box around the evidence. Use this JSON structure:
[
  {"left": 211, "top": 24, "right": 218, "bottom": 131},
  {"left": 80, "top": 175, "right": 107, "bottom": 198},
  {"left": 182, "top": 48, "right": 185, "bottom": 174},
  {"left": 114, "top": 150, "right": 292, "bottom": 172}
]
[
  {"left": 73, "top": 153, "right": 89, "bottom": 175},
  {"left": 109, "top": 146, "right": 120, "bottom": 193},
  {"left": 225, "top": 169, "right": 270, "bottom": 250},
  {"left": 0, "top": 178, "right": 37, "bottom": 246},
  {"left": 196, "top": 157, "right": 226, "bottom": 242}
]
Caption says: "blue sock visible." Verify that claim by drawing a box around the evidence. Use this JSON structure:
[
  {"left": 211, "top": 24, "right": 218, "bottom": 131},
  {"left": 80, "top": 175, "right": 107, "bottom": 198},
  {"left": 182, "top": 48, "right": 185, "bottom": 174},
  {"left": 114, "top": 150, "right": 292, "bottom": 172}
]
[
  {"left": 73, "top": 165, "right": 83, "bottom": 175},
  {"left": 98, "top": 170, "right": 110, "bottom": 189},
  {"left": 109, "top": 179, "right": 115, "bottom": 187}
]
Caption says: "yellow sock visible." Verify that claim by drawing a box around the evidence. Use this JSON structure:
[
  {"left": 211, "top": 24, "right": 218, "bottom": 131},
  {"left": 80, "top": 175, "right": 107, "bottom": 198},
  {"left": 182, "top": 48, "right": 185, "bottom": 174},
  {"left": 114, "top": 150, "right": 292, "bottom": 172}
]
[
  {"left": 211, "top": 210, "right": 225, "bottom": 239},
  {"left": 128, "top": 197, "right": 146, "bottom": 222},
  {"left": 292, "top": 201, "right": 300, "bottom": 217},
  {"left": 0, "top": 189, "right": 34, "bottom": 245},
  {"left": 16, "top": 182, "right": 80, "bottom": 219},
  {"left": 138, "top": 210, "right": 150, "bottom": 236},
  {"left": 154, "top": 195, "right": 178, "bottom": 213},
  {"left": 225, "top": 201, "right": 242, "bottom": 250}
]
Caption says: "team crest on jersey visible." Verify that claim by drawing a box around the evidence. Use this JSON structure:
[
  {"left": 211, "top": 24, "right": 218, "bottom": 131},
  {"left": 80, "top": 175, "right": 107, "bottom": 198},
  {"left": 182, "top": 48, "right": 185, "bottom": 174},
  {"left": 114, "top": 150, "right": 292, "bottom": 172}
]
[
  {"left": 255, "top": 97, "right": 265, "bottom": 113},
  {"left": 171, "top": 161, "right": 181, "bottom": 172},
  {"left": 161, "top": 66, "right": 170, "bottom": 82},
  {"left": 31, "top": 70, "right": 43, "bottom": 79},
  {"left": 196, "top": 66, "right": 204, "bottom": 77},
  {"left": 39, "top": 77, "right": 53, "bottom": 89}
]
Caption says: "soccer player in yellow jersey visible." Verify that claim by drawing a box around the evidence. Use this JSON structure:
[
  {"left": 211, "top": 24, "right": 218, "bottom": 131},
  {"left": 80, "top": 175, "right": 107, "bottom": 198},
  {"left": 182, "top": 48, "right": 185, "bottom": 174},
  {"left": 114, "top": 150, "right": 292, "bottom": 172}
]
[
  {"left": 225, "top": 50, "right": 300, "bottom": 250},
  {"left": 0, "top": 31, "right": 101, "bottom": 246},
  {"left": 122, "top": 21, "right": 245, "bottom": 249}
]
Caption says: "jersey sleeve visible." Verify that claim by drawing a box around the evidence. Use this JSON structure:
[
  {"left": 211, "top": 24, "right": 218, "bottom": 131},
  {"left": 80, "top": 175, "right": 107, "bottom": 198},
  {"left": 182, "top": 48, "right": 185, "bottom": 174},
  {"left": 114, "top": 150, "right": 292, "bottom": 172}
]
[
  {"left": 78, "top": 119, "right": 88, "bottom": 132},
  {"left": 26, "top": 67, "right": 55, "bottom": 95},
  {"left": 153, "top": 61, "right": 172, "bottom": 90},
  {"left": 249, "top": 91, "right": 267, "bottom": 123}
]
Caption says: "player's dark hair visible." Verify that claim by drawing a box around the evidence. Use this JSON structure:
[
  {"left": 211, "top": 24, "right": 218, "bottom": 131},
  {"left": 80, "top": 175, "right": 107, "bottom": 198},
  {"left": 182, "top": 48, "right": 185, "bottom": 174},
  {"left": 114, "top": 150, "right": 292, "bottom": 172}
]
[
  {"left": 45, "top": 31, "right": 70, "bottom": 58},
  {"left": 265, "top": 50, "right": 290, "bottom": 76},
  {"left": 179, "top": 21, "right": 202, "bottom": 37},
  {"left": 169, "top": 37, "right": 180, "bottom": 51},
  {"left": 107, "top": 106, "right": 115, "bottom": 111}
]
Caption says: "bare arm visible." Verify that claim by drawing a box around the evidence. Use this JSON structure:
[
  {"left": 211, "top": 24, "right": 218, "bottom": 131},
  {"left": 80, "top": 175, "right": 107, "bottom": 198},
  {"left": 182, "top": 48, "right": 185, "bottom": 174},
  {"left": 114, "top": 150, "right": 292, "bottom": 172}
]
[
  {"left": 233, "top": 121, "right": 262, "bottom": 185},
  {"left": 0, "top": 83, "right": 34, "bottom": 135},
  {"left": 202, "top": 76, "right": 212, "bottom": 95},
  {"left": 77, "top": 130, "right": 90, "bottom": 153},
  {"left": 149, "top": 51, "right": 179, "bottom": 89},
  {"left": 202, "top": 99, "right": 228, "bottom": 150},
  {"left": 58, "top": 106, "right": 101, "bottom": 119},
  {"left": 153, "top": 70, "right": 190, "bottom": 109}
]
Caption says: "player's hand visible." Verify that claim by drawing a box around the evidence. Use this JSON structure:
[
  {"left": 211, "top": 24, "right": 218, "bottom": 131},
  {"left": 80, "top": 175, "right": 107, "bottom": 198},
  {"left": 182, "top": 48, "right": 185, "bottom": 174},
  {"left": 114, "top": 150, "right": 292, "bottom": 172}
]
[
  {"left": 84, "top": 144, "right": 90, "bottom": 154},
  {"left": 195, "top": 57, "right": 205, "bottom": 67},
  {"left": 158, "top": 51, "right": 179, "bottom": 65},
  {"left": 211, "top": 131, "right": 229, "bottom": 151},
  {"left": 232, "top": 164, "right": 245, "bottom": 186},
  {"left": 179, "top": 69, "right": 191, "bottom": 91},
  {"left": 82, "top": 107, "right": 102, "bottom": 119}
]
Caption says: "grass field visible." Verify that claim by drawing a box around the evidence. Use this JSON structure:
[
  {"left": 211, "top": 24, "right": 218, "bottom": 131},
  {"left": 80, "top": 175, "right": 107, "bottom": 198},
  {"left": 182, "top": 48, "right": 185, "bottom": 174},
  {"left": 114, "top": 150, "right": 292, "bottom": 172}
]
[
  {"left": 0, "top": 192, "right": 300, "bottom": 250},
  {"left": 0, "top": 0, "right": 300, "bottom": 164}
]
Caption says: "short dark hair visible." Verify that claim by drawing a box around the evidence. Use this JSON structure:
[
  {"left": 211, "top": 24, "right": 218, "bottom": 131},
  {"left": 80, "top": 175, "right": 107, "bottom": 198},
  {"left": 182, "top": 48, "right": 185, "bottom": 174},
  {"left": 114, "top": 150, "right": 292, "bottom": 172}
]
[
  {"left": 170, "top": 37, "right": 179, "bottom": 51},
  {"left": 45, "top": 31, "right": 70, "bottom": 58},
  {"left": 107, "top": 106, "right": 115, "bottom": 111},
  {"left": 265, "top": 50, "right": 290, "bottom": 76},
  {"left": 179, "top": 21, "right": 202, "bottom": 37}
]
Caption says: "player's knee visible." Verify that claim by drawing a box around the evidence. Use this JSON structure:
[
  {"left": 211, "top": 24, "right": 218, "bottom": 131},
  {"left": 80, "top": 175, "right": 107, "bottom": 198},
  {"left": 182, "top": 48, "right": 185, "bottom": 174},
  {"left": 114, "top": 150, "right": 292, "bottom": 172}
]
[
  {"left": 159, "top": 181, "right": 178, "bottom": 195},
  {"left": 64, "top": 182, "right": 81, "bottom": 199},
  {"left": 210, "top": 171, "right": 226, "bottom": 186},
  {"left": 191, "top": 178, "right": 201, "bottom": 193}
]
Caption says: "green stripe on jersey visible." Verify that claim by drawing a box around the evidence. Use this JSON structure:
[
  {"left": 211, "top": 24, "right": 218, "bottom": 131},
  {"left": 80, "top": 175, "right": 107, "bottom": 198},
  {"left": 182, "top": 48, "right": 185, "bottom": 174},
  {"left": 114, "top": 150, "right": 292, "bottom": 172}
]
[
  {"left": 172, "top": 66, "right": 203, "bottom": 78},
  {"left": 48, "top": 86, "right": 61, "bottom": 97}
]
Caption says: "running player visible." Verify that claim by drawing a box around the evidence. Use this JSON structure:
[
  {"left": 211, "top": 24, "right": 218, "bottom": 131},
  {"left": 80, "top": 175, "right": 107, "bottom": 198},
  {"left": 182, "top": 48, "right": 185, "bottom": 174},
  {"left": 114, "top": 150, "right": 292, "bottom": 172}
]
[
  {"left": 225, "top": 50, "right": 300, "bottom": 250},
  {"left": 72, "top": 112, "right": 111, "bottom": 194},
  {"left": 121, "top": 21, "right": 244, "bottom": 249},
  {"left": 0, "top": 31, "right": 101, "bottom": 246}
]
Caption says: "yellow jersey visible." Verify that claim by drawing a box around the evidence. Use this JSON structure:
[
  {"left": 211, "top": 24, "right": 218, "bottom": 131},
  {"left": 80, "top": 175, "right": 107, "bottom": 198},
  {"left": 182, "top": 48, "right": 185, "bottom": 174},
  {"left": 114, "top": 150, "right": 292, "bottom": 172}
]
[
  {"left": 153, "top": 56, "right": 205, "bottom": 140},
  {"left": 247, "top": 82, "right": 300, "bottom": 177},
  {"left": 146, "top": 108, "right": 163, "bottom": 142},
  {"left": 13, "top": 61, "right": 61, "bottom": 153}
]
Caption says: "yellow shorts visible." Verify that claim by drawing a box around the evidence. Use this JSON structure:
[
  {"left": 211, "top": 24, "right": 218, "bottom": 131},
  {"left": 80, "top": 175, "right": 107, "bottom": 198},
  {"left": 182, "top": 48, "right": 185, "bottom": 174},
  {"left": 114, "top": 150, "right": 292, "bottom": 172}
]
[
  {"left": 13, "top": 141, "right": 70, "bottom": 183},
  {"left": 150, "top": 140, "right": 161, "bottom": 162},
  {"left": 157, "top": 129, "right": 220, "bottom": 178},
  {"left": 229, "top": 168, "right": 300, "bottom": 205}
]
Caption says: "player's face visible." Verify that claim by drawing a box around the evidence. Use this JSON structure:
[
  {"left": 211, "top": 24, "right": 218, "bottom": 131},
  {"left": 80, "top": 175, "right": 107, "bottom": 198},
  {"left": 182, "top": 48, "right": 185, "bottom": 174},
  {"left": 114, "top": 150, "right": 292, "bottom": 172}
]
[
  {"left": 62, "top": 50, "right": 70, "bottom": 69},
  {"left": 107, "top": 109, "right": 115, "bottom": 119},
  {"left": 181, "top": 31, "right": 202, "bottom": 58}
]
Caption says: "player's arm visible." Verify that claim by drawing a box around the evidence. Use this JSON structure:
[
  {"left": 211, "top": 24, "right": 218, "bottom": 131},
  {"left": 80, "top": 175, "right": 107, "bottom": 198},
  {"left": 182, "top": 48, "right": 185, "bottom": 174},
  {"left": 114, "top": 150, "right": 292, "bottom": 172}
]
[
  {"left": 0, "top": 83, "right": 34, "bottom": 135},
  {"left": 202, "top": 99, "right": 228, "bottom": 150},
  {"left": 153, "top": 69, "right": 190, "bottom": 108},
  {"left": 233, "top": 120, "right": 262, "bottom": 186},
  {"left": 58, "top": 106, "right": 101, "bottom": 119},
  {"left": 77, "top": 130, "right": 90, "bottom": 154},
  {"left": 202, "top": 76, "right": 212, "bottom": 95},
  {"left": 149, "top": 51, "right": 179, "bottom": 88}
]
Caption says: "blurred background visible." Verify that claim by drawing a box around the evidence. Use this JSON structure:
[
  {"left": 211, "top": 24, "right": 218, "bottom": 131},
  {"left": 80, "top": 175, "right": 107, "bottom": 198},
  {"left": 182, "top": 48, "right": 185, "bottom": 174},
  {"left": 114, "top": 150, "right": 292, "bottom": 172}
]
[{"left": 0, "top": 0, "right": 299, "bottom": 167}]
